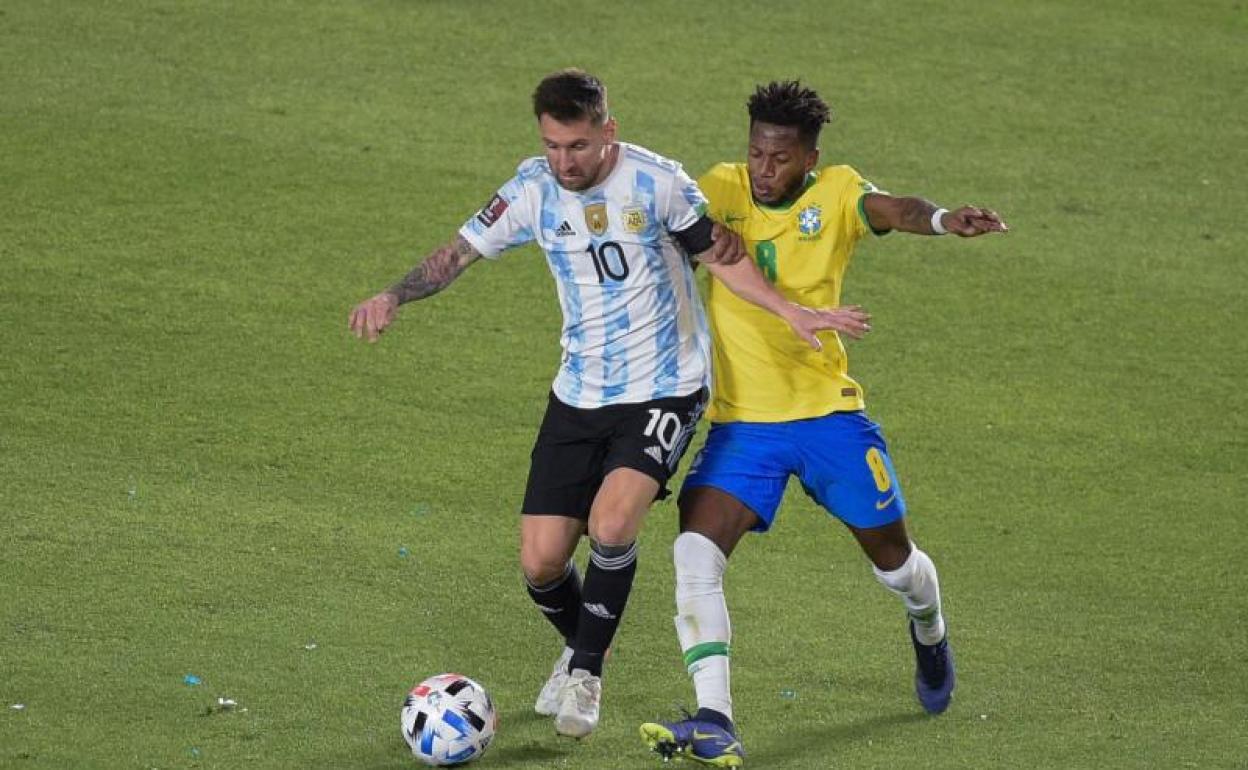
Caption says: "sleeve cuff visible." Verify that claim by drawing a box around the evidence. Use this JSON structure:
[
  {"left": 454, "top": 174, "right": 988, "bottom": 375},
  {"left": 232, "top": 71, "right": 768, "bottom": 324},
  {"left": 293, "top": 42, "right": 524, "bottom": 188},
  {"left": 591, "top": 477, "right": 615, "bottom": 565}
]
[
  {"left": 857, "top": 193, "right": 891, "bottom": 237},
  {"left": 458, "top": 224, "right": 501, "bottom": 260}
]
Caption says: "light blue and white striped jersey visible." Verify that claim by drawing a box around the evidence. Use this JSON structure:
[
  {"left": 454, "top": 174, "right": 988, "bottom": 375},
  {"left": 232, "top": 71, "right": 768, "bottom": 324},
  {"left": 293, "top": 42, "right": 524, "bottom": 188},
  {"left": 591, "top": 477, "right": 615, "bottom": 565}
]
[{"left": 459, "top": 142, "right": 711, "bottom": 409}]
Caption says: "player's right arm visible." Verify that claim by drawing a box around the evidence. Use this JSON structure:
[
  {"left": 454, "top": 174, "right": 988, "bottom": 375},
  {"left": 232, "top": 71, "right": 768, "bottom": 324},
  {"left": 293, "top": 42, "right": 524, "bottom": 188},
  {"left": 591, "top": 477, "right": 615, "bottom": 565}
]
[
  {"left": 350, "top": 165, "right": 537, "bottom": 343},
  {"left": 702, "top": 257, "right": 871, "bottom": 349},
  {"left": 348, "top": 235, "right": 482, "bottom": 343}
]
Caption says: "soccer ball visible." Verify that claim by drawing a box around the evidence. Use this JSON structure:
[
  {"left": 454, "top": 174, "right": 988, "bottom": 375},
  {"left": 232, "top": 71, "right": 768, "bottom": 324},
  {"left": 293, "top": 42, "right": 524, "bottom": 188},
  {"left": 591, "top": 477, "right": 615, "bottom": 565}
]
[{"left": 401, "top": 673, "right": 497, "bottom": 766}]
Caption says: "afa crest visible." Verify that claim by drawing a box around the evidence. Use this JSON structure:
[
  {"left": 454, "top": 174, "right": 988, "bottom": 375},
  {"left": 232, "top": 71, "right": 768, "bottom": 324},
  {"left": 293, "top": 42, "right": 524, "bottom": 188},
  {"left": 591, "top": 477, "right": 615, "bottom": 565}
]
[
  {"left": 584, "top": 203, "right": 609, "bottom": 236},
  {"left": 623, "top": 206, "right": 647, "bottom": 233},
  {"left": 797, "top": 205, "right": 822, "bottom": 237}
]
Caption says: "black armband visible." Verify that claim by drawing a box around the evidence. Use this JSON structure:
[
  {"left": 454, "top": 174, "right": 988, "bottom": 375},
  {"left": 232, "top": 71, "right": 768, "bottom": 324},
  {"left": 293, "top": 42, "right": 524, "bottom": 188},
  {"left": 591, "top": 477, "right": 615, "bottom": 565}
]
[{"left": 672, "top": 215, "right": 715, "bottom": 257}]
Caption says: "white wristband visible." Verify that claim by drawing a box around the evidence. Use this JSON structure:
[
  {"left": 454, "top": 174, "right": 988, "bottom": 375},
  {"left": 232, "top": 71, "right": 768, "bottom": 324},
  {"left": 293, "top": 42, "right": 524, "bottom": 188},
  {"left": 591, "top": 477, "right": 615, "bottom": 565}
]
[{"left": 930, "top": 208, "right": 949, "bottom": 235}]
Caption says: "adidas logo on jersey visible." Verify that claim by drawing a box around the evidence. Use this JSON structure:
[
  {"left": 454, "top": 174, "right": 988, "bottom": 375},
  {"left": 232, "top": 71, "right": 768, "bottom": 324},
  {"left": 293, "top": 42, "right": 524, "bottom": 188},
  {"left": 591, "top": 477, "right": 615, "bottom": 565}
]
[
  {"left": 583, "top": 602, "right": 617, "bottom": 620},
  {"left": 555, "top": 220, "right": 577, "bottom": 237},
  {"left": 643, "top": 445, "right": 663, "bottom": 464}
]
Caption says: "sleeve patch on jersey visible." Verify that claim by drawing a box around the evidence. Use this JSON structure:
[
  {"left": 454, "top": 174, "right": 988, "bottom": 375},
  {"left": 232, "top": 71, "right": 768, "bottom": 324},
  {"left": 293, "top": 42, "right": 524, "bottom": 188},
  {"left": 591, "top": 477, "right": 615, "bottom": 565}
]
[{"left": 476, "top": 194, "right": 509, "bottom": 227}]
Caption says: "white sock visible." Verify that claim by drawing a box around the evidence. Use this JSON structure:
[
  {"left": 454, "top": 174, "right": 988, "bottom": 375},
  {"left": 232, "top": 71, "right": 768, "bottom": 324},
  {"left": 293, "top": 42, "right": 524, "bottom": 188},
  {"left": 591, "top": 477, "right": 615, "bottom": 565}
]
[
  {"left": 874, "top": 545, "right": 946, "bottom": 645},
  {"left": 673, "top": 532, "right": 733, "bottom": 720}
]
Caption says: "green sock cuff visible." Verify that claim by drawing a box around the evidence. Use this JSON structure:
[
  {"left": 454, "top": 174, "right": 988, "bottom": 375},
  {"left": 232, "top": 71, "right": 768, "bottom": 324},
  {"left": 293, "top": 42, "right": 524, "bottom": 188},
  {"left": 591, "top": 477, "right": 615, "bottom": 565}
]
[{"left": 683, "top": 641, "right": 730, "bottom": 669}]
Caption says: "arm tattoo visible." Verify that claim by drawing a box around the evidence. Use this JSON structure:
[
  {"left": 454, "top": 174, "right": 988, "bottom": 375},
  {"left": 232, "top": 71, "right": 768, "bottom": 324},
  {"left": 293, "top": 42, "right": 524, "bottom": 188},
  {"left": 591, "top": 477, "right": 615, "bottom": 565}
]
[
  {"left": 387, "top": 237, "right": 479, "bottom": 305},
  {"left": 896, "top": 197, "right": 939, "bottom": 234}
]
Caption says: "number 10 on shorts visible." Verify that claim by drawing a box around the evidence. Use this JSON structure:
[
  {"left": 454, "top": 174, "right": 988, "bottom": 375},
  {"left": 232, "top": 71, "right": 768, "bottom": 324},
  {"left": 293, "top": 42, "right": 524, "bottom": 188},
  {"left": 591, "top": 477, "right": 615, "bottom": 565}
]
[{"left": 644, "top": 409, "right": 682, "bottom": 452}]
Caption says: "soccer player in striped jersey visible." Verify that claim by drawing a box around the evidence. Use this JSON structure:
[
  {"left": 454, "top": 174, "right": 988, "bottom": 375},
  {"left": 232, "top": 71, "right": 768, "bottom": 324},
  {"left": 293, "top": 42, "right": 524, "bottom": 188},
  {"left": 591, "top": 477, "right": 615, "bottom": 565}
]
[
  {"left": 641, "top": 81, "right": 1007, "bottom": 766},
  {"left": 348, "top": 70, "right": 870, "bottom": 740}
]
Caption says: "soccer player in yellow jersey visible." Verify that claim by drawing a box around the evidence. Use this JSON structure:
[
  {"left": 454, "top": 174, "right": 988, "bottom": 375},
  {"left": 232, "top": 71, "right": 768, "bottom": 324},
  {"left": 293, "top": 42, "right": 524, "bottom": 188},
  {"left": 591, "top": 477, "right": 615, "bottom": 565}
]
[{"left": 641, "top": 81, "right": 1007, "bottom": 766}]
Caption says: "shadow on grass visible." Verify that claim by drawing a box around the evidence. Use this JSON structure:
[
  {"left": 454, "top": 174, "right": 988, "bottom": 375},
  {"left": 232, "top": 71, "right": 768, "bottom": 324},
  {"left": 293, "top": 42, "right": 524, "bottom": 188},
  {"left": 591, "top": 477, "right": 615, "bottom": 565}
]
[
  {"left": 484, "top": 706, "right": 577, "bottom": 764},
  {"left": 759, "top": 710, "right": 931, "bottom": 765},
  {"left": 485, "top": 741, "right": 570, "bottom": 764},
  {"left": 324, "top": 739, "right": 568, "bottom": 769},
  {"left": 500, "top": 708, "right": 554, "bottom": 727}
]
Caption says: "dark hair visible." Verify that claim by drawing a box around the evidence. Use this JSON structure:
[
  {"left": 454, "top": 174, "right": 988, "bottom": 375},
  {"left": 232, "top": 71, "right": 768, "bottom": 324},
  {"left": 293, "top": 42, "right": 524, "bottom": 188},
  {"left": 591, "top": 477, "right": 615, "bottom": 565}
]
[
  {"left": 747, "top": 80, "right": 831, "bottom": 148},
  {"left": 532, "top": 69, "right": 609, "bottom": 124}
]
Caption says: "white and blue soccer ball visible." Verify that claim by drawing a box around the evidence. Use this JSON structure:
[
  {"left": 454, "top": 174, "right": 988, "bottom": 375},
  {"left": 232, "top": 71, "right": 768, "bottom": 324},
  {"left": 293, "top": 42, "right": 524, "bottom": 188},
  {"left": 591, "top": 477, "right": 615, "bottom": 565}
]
[{"left": 401, "top": 673, "right": 497, "bottom": 766}]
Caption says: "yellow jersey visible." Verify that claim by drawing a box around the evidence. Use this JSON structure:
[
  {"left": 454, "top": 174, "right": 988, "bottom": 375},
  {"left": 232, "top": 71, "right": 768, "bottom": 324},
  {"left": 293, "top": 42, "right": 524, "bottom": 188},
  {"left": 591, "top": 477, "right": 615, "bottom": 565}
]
[{"left": 700, "top": 162, "right": 881, "bottom": 423}]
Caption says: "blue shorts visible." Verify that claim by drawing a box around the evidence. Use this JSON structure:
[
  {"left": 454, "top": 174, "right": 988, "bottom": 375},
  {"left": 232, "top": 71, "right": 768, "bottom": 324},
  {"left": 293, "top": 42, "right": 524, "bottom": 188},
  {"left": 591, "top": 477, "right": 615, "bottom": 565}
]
[{"left": 681, "top": 411, "right": 906, "bottom": 531}]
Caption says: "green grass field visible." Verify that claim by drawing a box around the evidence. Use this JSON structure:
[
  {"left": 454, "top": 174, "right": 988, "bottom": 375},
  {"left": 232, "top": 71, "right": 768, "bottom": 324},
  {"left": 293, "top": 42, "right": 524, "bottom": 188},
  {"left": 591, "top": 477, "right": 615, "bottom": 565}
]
[{"left": 3, "top": 1, "right": 1246, "bottom": 767}]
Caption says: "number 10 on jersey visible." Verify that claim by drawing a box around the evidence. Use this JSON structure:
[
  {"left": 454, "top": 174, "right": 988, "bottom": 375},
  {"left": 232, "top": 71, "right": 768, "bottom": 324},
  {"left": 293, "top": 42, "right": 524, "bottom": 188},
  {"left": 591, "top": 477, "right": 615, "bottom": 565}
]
[{"left": 587, "top": 241, "right": 630, "bottom": 283}]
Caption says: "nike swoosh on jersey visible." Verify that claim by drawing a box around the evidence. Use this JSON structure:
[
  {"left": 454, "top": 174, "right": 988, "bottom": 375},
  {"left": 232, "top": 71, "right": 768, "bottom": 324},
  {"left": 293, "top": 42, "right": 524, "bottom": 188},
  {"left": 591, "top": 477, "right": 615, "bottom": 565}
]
[{"left": 875, "top": 492, "right": 897, "bottom": 510}]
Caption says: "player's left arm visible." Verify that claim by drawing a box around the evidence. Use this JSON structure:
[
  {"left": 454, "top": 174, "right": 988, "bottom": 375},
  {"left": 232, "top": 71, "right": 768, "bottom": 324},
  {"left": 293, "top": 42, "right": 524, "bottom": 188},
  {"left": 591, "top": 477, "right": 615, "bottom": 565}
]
[{"left": 863, "top": 193, "right": 1008, "bottom": 237}]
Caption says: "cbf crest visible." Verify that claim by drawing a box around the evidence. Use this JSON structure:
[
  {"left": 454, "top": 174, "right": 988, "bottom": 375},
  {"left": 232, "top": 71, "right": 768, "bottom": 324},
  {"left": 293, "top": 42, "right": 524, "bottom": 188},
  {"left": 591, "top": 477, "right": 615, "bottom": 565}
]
[
  {"left": 797, "top": 204, "right": 823, "bottom": 238},
  {"left": 584, "top": 203, "right": 609, "bottom": 236}
]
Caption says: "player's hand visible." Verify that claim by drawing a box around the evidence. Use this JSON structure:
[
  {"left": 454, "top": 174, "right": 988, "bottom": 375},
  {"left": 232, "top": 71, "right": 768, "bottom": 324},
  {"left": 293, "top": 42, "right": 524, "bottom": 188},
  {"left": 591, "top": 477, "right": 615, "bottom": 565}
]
[
  {"left": 698, "top": 222, "right": 748, "bottom": 265},
  {"left": 944, "top": 206, "right": 1008, "bottom": 237},
  {"left": 783, "top": 304, "right": 871, "bottom": 350},
  {"left": 348, "top": 292, "right": 399, "bottom": 343},
  {"left": 815, "top": 304, "right": 872, "bottom": 340}
]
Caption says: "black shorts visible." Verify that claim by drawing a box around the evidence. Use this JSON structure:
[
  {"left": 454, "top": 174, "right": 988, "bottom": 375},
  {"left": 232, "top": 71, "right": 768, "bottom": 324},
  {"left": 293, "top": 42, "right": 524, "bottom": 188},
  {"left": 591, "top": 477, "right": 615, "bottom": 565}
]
[{"left": 521, "top": 389, "right": 707, "bottom": 518}]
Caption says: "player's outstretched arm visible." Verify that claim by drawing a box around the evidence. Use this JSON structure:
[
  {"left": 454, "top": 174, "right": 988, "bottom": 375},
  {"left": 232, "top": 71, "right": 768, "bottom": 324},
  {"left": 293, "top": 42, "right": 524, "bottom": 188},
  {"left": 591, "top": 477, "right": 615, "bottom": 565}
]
[
  {"left": 863, "top": 193, "right": 1008, "bottom": 237},
  {"left": 348, "top": 235, "right": 482, "bottom": 343},
  {"left": 703, "top": 258, "right": 871, "bottom": 350}
]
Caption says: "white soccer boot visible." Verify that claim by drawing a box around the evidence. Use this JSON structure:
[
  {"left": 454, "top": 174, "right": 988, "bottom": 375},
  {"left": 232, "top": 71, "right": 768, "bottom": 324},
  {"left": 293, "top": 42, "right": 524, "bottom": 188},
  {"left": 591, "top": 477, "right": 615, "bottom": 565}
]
[
  {"left": 534, "top": 646, "right": 573, "bottom": 716},
  {"left": 554, "top": 668, "right": 601, "bottom": 738}
]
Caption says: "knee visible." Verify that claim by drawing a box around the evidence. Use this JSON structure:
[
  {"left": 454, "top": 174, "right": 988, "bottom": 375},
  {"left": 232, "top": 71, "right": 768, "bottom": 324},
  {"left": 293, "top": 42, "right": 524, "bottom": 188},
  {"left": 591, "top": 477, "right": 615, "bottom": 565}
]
[
  {"left": 870, "top": 539, "right": 914, "bottom": 572},
  {"left": 856, "top": 520, "right": 913, "bottom": 572},
  {"left": 874, "top": 545, "right": 938, "bottom": 591},
  {"left": 674, "top": 532, "right": 727, "bottom": 596},
  {"left": 520, "top": 548, "right": 568, "bottom": 586},
  {"left": 587, "top": 514, "right": 636, "bottom": 546}
]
